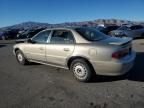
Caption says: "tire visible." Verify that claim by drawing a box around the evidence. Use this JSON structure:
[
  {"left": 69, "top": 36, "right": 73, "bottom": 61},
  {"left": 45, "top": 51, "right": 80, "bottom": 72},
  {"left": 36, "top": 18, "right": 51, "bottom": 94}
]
[
  {"left": 70, "top": 59, "right": 94, "bottom": 82},
  {"left": 15, "top": 50, "right": 28, "bottom": 65}
]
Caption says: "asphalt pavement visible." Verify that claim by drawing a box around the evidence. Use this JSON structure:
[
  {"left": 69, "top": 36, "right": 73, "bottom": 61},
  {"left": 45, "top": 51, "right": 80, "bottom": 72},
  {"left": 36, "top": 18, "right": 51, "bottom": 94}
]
[{"left": 0, "top": 39, "right": 144, "bottom": 108}]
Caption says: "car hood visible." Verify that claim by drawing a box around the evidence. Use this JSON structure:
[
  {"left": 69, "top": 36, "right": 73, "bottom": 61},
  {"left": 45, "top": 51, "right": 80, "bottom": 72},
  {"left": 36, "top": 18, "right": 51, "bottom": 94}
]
[{"left": 99, "top": 36, "right": 132, "bottom": 46}]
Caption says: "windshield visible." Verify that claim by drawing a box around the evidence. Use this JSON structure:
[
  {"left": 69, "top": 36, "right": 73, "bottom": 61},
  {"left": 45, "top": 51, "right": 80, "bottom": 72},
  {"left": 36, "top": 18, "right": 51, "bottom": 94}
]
[{"left": 75, "top": 27, "right": 107, "bottom": 41}]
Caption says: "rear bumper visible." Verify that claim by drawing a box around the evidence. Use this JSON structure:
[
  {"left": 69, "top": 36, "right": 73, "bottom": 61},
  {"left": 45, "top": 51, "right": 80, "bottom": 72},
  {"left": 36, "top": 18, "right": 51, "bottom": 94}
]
[{"left": 90, "top": 51, "right": 136, "bottom": 76}]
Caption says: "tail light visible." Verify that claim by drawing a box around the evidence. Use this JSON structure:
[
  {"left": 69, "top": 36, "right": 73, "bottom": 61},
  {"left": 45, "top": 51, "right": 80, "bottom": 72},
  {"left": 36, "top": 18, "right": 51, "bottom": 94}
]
[{"left": 112, "top": 48, "right": 131, "bottom": 59}]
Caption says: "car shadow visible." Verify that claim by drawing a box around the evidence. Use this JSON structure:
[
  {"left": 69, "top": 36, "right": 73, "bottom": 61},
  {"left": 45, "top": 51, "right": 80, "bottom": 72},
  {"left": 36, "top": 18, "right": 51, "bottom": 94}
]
[
  {"left": 28, "top": 62, "right": 42, "bottom": 66},
  {"left": 134, "top": 37, "right": 144, "bottom": 40},
  {"left": 126, "top": 52, "right": 144, "bottom": 82},
  {"left": 91, "top": 52, "right": 144, "bottom": 83},
  {"left": 91, "top": 74, "right": 125, "bottom": 83}
]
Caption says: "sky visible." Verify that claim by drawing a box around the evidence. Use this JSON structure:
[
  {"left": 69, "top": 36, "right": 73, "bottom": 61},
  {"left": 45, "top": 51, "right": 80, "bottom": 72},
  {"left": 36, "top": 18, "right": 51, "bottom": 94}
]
[{"left": 0, "top": 0, "right": 144, "bottom": 27}]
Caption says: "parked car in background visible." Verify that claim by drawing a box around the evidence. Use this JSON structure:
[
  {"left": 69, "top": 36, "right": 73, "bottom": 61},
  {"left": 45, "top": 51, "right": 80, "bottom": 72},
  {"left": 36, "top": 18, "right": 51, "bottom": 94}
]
[
  {"left": 0, "top": 29, "right": 19, "bottom": 40},
  {"left": 109, "top": 25, "right": 144, "bottom": 38},
  {"left": 13, "top": 27, "right": 135, "bottom": 82},
  {"left": 96, "top": 25, "right": 119, "bottom": 35},
  {"left": 16, "top": 27, "right": 46, "bottom": 43},
  {"left": 95, "top": 26, "right": 106, "bottom": 33}
]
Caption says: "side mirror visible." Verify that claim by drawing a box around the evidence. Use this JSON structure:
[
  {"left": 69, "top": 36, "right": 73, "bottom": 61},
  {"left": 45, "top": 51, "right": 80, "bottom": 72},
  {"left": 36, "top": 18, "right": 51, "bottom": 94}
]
[{"left": 26, "top": 38, "right": 34, "bottom": 43}]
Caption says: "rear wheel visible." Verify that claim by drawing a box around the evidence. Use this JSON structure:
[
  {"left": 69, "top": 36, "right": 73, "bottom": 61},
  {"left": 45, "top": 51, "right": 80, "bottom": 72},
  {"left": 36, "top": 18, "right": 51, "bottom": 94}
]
[
  {"left": 70, "top": 59, "right": 94, "bottom": 82},
  {"left": 16, "top": 50, "right": 28, "bottom": 65}
]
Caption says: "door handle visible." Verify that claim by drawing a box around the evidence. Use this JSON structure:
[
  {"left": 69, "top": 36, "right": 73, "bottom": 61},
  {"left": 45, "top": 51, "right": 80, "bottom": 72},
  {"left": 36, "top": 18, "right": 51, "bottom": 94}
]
[{"left": 64, "top": 48, "right": 70, "bottom": 51}]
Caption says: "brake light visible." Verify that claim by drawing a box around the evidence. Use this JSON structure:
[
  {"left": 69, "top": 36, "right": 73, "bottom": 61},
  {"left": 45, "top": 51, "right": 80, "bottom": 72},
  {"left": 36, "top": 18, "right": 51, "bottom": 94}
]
[
  {"left": 112, "top": 52, "right": 121, "bottom": 59},
  {"left": 112, "top": 48, "right": 130, "bottom": 59}
]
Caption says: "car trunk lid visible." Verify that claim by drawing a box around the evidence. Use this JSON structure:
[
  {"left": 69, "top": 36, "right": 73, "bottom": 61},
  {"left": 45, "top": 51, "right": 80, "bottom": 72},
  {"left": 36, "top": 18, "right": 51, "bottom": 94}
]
[{"left": 99, "top": 36, "right": 132, "bottom": 46}]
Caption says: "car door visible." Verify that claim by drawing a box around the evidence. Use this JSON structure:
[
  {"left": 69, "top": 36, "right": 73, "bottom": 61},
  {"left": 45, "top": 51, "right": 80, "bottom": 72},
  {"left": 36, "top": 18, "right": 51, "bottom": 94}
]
[
  {"left": 24, "top": 30, "right": 51, "bottom": 62},
  {"left": 46, "top": 29, "right": 75, "bottom": 66}
]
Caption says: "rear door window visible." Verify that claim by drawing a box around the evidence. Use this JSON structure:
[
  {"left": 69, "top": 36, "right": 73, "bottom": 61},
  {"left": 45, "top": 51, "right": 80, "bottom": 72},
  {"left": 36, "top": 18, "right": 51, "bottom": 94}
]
[{"left": 50, "top": 30, "right": 75, "bottom": 44}]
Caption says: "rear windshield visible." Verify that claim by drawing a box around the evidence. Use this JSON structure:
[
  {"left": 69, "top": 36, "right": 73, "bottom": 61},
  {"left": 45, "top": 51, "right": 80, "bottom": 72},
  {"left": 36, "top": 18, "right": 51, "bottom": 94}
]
[{"left": 75, "top": 27, "right": 107, "bottom": 41}]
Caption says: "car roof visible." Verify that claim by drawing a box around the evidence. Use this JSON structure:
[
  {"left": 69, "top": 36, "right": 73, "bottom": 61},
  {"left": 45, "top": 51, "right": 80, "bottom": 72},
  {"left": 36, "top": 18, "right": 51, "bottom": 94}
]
[{"left": 42, "top": 26, "right": 92, "bottom": 31}]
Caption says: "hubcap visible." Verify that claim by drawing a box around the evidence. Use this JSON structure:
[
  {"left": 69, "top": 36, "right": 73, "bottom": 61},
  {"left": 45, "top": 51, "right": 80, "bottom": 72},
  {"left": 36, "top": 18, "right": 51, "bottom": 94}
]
[
  {"left": 17, "top": 53, "right": 23, "bottom": 62},
  {"left": 73, "top": 64, "right": 87, "bottom": 79}
]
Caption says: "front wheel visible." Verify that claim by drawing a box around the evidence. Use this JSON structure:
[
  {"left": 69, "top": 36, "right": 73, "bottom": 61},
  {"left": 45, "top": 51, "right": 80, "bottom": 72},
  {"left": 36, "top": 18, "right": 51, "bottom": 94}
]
[
  {"left": 16, "top": 50, "right": 28, "bottom": 65},
  {"left": 70, "top": 59, "right": 94, "bottom": 82}
]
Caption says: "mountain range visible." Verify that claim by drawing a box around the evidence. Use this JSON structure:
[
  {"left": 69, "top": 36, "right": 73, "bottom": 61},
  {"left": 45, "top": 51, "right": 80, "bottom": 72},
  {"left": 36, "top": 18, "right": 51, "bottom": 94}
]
[{"left": 0, "top": 19, "right": 144, "bottom": 31}]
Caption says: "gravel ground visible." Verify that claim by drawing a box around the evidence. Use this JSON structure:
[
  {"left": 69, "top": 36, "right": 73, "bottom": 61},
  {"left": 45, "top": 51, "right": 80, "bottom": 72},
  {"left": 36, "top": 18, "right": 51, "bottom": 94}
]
[{"left": 0, "top": 39, "right": 144, "bottom": 108}]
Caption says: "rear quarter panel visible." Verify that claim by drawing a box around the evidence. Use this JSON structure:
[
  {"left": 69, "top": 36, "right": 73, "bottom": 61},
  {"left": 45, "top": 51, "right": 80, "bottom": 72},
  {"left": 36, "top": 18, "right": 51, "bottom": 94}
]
[{"left": 71, "top": 43, "right": 118, "bottom": 62}]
